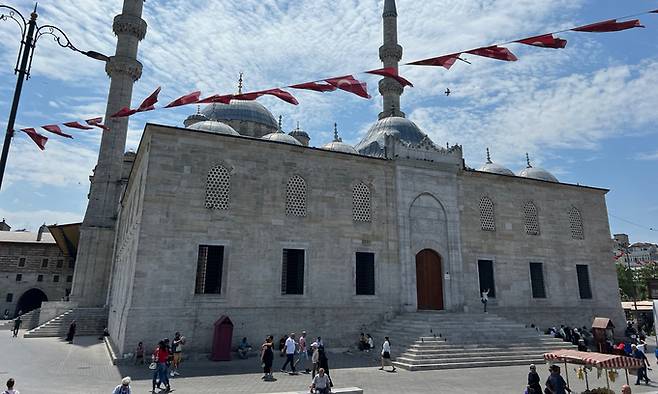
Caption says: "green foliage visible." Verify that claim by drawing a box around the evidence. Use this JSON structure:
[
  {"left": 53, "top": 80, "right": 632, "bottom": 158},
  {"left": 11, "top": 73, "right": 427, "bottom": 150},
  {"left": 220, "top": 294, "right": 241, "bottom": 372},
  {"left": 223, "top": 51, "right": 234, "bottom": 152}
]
[{"left": 616, "top": 261, "right": 658, "bottom": 301}]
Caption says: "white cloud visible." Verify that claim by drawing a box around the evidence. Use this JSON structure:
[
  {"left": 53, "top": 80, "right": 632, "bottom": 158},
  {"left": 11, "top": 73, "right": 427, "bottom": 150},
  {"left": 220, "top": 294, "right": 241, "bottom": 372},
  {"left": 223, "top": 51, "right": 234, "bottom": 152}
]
[{"left": 638, "top": 151, "right": 658, "bottom": 161}]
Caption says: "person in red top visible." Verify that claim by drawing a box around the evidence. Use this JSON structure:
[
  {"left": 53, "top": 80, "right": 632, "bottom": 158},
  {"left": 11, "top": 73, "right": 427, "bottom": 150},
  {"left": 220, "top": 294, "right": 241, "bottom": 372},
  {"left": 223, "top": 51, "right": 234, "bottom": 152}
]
[{"left": 151, "top": 341, "right": 170, "bottom": 393}]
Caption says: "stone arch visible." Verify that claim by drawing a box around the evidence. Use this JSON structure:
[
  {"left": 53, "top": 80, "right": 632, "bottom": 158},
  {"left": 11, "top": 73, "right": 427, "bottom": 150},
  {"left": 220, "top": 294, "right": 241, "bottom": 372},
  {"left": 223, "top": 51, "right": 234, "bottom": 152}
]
[{"left": 14, "top": 288, "right": 48, "bottom": 316}]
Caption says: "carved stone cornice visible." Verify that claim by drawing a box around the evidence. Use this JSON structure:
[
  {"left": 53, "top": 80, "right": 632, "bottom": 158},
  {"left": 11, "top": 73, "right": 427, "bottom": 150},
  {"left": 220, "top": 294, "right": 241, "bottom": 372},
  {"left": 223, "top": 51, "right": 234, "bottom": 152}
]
[
  {"left": 105, "top": 56, "right": 143, "bottom": 81},
  {"left": 113, "top": 14, "right": 148, "bottom": 41},
  {"left": 379, "top": 45, "right": 403, "bottom": 61}
]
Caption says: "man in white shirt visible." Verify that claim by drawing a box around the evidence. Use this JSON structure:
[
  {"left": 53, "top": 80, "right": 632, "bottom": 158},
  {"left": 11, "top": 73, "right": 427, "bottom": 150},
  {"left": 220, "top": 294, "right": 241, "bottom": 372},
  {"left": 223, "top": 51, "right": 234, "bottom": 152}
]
[
  {"left": 280, "top": 332, "right": 298, "bottom": 373},
  {"left": 310, "top": 368, "right": 331, "bottom": 394},
  {"left": 3, "top": 378, "right": 19, "bottom": 394}
]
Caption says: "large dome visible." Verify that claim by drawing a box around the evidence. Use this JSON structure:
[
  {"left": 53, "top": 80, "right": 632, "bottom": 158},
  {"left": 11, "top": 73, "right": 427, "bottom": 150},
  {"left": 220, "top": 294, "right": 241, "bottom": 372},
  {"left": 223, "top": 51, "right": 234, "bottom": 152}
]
[
  {"left": 355, "top": 116, "right": 431, "bottom": 157},
  {"left": 201, "top": 100, "right": 278, "bottom": 130},
  {"left": 187, "top": 120, "right": 239, "bottom": 136},
  {"left": 478, "top": 149, "right": 514, "bottom": 176}
]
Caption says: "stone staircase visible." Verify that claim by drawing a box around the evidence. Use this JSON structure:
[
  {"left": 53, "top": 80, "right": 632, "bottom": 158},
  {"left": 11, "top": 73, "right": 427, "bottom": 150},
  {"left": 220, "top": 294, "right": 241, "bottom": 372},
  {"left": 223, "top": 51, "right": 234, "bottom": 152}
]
[
  {"left": 369, "top": 311, "right": 573, "bottom": 371},
  {"left": 0, "top": 308, "right": 41, "bottom": 331},
  {"left": 24, "top": 308, "right": 108, "bottom": 338}
]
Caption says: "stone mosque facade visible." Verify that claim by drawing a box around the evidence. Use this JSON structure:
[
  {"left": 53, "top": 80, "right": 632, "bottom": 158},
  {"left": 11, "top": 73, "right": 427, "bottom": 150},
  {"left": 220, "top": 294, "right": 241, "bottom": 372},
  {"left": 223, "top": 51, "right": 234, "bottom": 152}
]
[{"left": 72, "top": 0, "right": 624, "bottom": 355}]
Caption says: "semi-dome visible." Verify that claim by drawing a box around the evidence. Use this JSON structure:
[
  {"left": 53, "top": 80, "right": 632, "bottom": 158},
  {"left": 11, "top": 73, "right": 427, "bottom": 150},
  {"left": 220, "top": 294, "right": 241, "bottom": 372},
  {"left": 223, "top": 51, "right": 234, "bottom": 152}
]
[
  {"left": 321, "top": 123, "right": 358, "bottom": 154},
  {"left": 355, "top": 116, "right": 431, "bottom": 157},
  {"left": 201, "top": 100, "right": 278, "bottom": 130},
  {"left": 188, "top": 120, "right": 239, "bottom": 136},
  {"left": 518, "top": 153, "right": 558, "bottom": 182},
  {"left": 478, "top": 148, "right": 514, "bottom": 176},
  {"left": 261, "top": 116, "right": 303, "bottom": 146}
]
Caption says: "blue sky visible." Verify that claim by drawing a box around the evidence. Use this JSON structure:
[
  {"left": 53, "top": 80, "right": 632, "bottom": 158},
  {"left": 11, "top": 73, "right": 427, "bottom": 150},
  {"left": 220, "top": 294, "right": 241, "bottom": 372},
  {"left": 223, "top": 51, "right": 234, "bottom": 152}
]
[{"left": 0, "top": 0, "right": 656, "bottom": 244}]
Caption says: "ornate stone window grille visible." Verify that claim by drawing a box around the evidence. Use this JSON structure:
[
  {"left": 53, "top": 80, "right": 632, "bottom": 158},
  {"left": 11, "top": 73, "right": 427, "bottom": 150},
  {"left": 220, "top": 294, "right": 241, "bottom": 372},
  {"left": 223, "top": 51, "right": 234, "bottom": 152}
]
[
  {"left": 352, "top": 182, "right": 372, "bottom": 222},
  {"left": 479, "top": 196, "right": 496, "bottom": 231},
  {"left": 569, "top": 207, "right": 584, "bottom": 240},
  {"left": 286, "top": 175, "right": 307, "bottom": 217},
  {"left": 523, "top": 201, "right": 540, "bottom": 236},
  {"left": 205, "top": 165, "right": 231, "bottom": 210}
]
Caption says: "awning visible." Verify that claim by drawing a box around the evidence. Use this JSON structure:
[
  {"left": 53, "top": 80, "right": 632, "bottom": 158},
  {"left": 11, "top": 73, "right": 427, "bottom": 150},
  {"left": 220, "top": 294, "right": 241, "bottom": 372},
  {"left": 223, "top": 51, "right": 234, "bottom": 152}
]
[
  {"left": 544, "top": 349, "right": 642, "bottom": 369},
  {"left": 621, "top": 301, "right": 654, "bottom": 311},
  {"left": 47, "top": 222, "right": 81, "bottom": 258}
]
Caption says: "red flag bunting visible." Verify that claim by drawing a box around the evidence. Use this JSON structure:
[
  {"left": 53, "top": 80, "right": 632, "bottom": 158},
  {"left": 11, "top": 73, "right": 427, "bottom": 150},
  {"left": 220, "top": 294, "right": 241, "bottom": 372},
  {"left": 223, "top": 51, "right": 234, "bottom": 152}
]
[
  {"left": 42, "top": 124, "right": 73, "bottom": 139},
  {"left": 516, "top": 34, "right": 567, "bottom": 49},
  {"left": 63, "top": 121, "right": 93, "bottom": 130},
  {"left": 165, "top": 91, "right": 201, "bottom": 108},
  {"left": 137, "top": 87, "right": 161, "bottom": 112},
  {"left": 261, "top": 88, "right": 299, "bottom": 105},
  {"left": 466, "top": 46, "right": 518, "bottom": 61},
  {"left": 86, "top": 117, "right": 110, "bottom": 131},
  {"left": 197, "top": 94, "right": 233, "bottom": 104},
  {"left": 324, "top": 75, "right": 371, "bottom": 99},
  {"left": 289, "top": 82, "right": 337, "bottom": 92},
  {"left": 572, "top": 19, "right": 644, "bottom": 32},
  {"left": 365, "top": 67, "right": 414, "bottom": 87},
  {"left": 111, "top": 107, "right": 138, "bottom": 118},
  {"left": 233, "top": 92, "right": 263, "bottom": 101},
  {"left": 20, "top": 128, "right": 48, "bottom": 150},
  {"left": 407, "top": 54, "right": 459, "bottom": 70}
]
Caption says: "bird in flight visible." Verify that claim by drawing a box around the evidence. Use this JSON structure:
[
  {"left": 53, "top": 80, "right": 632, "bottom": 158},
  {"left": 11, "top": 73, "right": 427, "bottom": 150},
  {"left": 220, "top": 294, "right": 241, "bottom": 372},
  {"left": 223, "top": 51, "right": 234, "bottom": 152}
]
[{"left": 445, "top": 88, "right": 451, "bottom": 96}]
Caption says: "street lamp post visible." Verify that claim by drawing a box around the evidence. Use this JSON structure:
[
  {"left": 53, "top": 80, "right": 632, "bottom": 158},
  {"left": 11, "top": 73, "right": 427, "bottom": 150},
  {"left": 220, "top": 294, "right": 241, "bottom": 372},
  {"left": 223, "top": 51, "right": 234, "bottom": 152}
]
[{"left": 0, "top": 4, "right": 109, "bottom": 192}]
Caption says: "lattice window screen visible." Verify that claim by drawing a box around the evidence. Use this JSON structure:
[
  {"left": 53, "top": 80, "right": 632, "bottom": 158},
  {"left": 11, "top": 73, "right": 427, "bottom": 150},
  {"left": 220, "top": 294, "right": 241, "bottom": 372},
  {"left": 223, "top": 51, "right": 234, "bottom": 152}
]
[
  {"left": 523, "top": 201, "right": 540, "bottom": 235},
  {"left": 205, "top": 165, "right": 231, "bottom": 210},
  {"left": 479, "top": 196, "right": 495, "bottom": 231},
  {"left": 352, "top": 182, "right": 372, "bottom": 222},
  {"left": 286, "top": 175, "right": 307, "bottom": 217},
  {"left": 569, "top": 207, "right": 584, "bottom": 240}
]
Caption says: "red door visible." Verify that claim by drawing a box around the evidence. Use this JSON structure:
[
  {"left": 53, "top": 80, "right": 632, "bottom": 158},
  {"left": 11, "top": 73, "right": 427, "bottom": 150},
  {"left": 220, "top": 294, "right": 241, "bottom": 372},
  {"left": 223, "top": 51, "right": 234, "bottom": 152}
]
[{"left": 416, "top": 249, "right": 444, "bottom": 310}]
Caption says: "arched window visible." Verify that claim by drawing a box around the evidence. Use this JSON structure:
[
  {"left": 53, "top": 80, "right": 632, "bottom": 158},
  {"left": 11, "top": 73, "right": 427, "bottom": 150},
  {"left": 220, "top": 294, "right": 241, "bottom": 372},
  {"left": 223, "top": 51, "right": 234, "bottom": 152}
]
[
  {"left": 523, "top": 201, "right": 540, "bottom": 236},
  {"left": 479, "top": 196, "right": 495, "bottom": 231},
  {"left": 286, "top": 175, "right": 307, "bottom": 217},
  {"left": 352, "top": 182, "right": 372, "bottom": 222},
  {"left": 569, "top": 206, "right": 584, "bottom": 240},
  {"left": 205, "top": 165, "right": 231, "bottom": 210}
]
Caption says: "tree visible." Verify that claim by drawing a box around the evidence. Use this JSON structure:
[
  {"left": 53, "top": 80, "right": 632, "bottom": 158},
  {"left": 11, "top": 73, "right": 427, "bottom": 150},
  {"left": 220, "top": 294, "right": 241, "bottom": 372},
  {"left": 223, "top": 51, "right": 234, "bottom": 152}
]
[{"left": 616, "top": 262, "right": 634, "bottom": 301}]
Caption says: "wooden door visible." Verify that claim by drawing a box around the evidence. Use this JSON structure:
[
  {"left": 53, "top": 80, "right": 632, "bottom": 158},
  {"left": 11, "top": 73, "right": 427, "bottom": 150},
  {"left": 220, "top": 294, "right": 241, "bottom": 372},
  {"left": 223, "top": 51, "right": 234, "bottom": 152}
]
[{"left": 415, "top": 249, "right": 444, "bottom": 310}]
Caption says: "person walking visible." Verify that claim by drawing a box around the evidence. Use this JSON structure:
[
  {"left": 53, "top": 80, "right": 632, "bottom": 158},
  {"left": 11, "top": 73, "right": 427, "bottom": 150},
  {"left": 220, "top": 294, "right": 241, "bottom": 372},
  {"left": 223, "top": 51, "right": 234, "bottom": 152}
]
[
  {"left": 12, "top": 316, "right": 21, "bottom": 337},
  {"left": 310, "top": 368, "right": 331, "bottom": 394},
  {"left": 170, "top": 332, "right": 184, "bottom": 376},
  {"left": 632, "top": 344, "right": 650, "bottom": 385},
  {"left": 481, "top": 288, "right": 489, "bottom": 313},
  {"left": 379, "top": 336, "right": 396, "bottom": 372},
  {"left": 527, "top": 364, "right": 542, "bottom": 394},
  {"left": 112, "top": 377, "right": 132, "bottom": 394},
  {"left": 2, "top": 378, "right": 19, "bottom": 394},
  {"left": 261, "top": 335, "right": 274, "bottom": 380},
  {"left": 318, "top": 346, "right": 333, "bottom": 387},
  {"left": 311, "top": 342, "right": 320, "bottom": 378},
  {"left": 280, "top": 332, "right": 298, "bottom": 373},
  {"left": 65, "top": 320, "right": 77, "bottom": 343},
  {"left": 545, "top": 365, "right": 571, "bottom": 394},
  {"left": 297, "top": 330, "right": 309, "bottom": 372},
  {"left": 151, "top": 340, "right": 171, "bottom": 393}
]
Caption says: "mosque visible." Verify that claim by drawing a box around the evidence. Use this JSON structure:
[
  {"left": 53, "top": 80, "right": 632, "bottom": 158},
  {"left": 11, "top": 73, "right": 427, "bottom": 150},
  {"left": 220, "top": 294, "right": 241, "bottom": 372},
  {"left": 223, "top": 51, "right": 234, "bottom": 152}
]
[{"left": 70, "top": 0, "right": 624, "bottom": 355}]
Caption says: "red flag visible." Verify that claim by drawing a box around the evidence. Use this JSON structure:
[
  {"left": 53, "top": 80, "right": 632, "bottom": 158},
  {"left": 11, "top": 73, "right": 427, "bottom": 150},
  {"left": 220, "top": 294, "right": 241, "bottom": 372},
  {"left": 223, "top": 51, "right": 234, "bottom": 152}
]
[
  {"left": 233, "top": 92, "right": 263, "bottom": 101},
  {"left": 86, "top": 117, "right": 110, "bottom": 131},
  {"left": 324, "top": 75, "right": 371, "bottom": 99},
  {"left": 42, "top": 124, "right": 73, "bottom": 139},
  {"left": 111, "top": 107, "right": 138, "bottom": 118},
  {"left": 165, "top": 91, "right": 201, "bottom": 108},
  {"left": 63, "top": 121, "right": 93, "bottom": 130},
  {"left": 516, "top": 34, "right": 567, "bottom": 49},
  {"left": 20, "top": 128, "right": 48, "bottom": 150},
  {"left": 261, "top": 88, "right": 299, "bottom": 105},
  {"left": 467, "top": 46, "right": 518, "bottom": 61},
  {"left": 365, "top": 67, "right": 414, "bottom": 87},
  {"left": 289, "top": 82, "right": 337, "bottom": 92},
  {"left": 572, "top": 19, "right": 644, "bottom": 32},
  {"left": 137, "top": 86, "right": 161, "bottom": 112},
  {"left": 407, "top": 54, "right": 459, "bottom": 70},
  {"left": 197, "top": 94, "right": 233, "bottom": 104}
]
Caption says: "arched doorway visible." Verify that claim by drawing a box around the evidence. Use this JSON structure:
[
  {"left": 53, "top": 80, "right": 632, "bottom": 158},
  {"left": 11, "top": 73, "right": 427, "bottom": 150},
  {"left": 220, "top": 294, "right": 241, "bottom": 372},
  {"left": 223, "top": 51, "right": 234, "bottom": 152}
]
[
  {"left": 415, "top": 249, "right": 443, "bottom": 310},
  {"left": 14, "top": 288, "right": 48, "bottom": 316}
]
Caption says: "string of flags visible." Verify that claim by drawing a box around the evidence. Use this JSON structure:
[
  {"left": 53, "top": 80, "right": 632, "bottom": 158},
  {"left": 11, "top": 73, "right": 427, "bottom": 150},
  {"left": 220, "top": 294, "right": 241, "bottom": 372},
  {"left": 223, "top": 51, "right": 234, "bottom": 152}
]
[{"left": 18, "top": 9, "right": 658, "bottom": 150}]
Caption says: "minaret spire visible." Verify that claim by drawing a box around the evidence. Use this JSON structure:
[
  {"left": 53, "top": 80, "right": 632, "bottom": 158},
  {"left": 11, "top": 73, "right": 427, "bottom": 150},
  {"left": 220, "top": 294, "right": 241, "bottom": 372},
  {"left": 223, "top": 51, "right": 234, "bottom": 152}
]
[
  {"left": 378, "top": 0, "right": 405, "bottom": 120},
  {"left": 526, "top": 153, "right": 532, "bottom": 168},
  {"left": 486, "top": 148, "right": 492, "bottom": 164},
  {"left": 238, "top": 72, "right": 244, "bottom": 94}
]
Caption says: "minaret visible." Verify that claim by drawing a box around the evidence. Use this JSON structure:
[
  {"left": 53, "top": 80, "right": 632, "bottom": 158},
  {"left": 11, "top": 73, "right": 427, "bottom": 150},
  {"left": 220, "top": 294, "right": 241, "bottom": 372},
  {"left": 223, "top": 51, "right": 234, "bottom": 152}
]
[
  {"left": 72, "top": 0, "right": 147, "bottom": 307},
  {"left": 378, "top": 0, "right": 405, "bottom": 119}
]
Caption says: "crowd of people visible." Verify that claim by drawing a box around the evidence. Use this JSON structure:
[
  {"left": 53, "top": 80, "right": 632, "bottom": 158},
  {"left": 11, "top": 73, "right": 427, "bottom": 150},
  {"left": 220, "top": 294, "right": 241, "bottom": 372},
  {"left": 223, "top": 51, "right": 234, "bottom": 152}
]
[
  {"left": 546, "top": 324, "right": 595, "bottom": 351},
  {"left": 145, "top": 331, "right": 186, "bottom": 393}
]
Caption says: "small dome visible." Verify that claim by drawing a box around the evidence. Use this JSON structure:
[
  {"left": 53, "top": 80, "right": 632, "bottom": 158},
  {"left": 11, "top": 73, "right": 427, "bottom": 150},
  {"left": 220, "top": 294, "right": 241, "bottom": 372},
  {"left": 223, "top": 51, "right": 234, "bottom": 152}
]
[
  {"left": 262, "top": 132, "right": 303, "bottom": 145},
  {"left": 355, "top": 116, "right": 431, "bottom": 157},
  {"left": 289, "top": 123, "right": 310, "bottom": 140},
  {"left": 518, "top": 153, "right": 558, "bottom": 182},
  {"left": 183, "top": 110, "right": 208, "bottom": 128},
  {"left": 478, "top": 148, "right": 514, "bottom": 176},
  {"left": 188, "top": 120, "right": 239, "bottom": 136},
  {"left": 201, "top": 100, "right": 278, "bottom": 130},
  {"left": 321, "top": 123, "right": 357, "bottom": 154}
]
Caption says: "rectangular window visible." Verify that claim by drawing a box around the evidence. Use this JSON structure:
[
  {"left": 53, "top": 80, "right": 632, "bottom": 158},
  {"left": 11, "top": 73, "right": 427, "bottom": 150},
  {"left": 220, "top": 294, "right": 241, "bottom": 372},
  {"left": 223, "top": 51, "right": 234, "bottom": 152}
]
[
  {"left": 529, "top": 262, "right": 546, "bottom": 298},
  {"left": 18, "top": 258, "right": 26, "bottom": 267},
  {"left": 56, "top": 260, "right": 63, "bottom": 268},
  {"left": 356, "top": 252, "right": 375, "bottom": 295},
  {"left": 53, "top": 275, "right": 60, "bottom": 283},
  {"left": 41, "top": 258, "right": 48, "bottom": 268},
  {"left": 281, "top": 249, "right": 305, "bottom": 295},
  {"left": 477, "top": 260, "right": 496, "bottom": 298},
  {"left": 37, "top": 275, "right": 43, "bottom": 282},
  {"left": 66, "top": 275, "right": 73, "bottom": 283},
  {"left": 194, "top": 245, "right": 224, "bottom": 294},
  {"left": 15, "top": 274, "right": 22, "bottom": 282},
  {"left": 6, "top": 293, "right": 13, "bottom": 303},
  {"left": 576, "top": 265, "right": 593, "bottom": 299}
]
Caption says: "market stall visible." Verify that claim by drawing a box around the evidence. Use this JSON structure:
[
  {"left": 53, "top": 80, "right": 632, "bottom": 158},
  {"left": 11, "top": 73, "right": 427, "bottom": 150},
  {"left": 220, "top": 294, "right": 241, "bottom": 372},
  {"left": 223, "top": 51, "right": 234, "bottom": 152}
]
[{"left": 544, "top": 349, "right": 643, "bottom": 391}]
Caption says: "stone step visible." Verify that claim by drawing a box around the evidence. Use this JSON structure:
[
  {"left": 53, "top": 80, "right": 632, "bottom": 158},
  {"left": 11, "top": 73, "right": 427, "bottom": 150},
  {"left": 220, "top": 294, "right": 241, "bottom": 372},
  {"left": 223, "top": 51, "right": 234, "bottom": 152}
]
[
  {"left": 24, "top": 307, "right": 107, "bottom": 338},
  {"left": 397, "top": 353, "right": 547, "bottom": 364},
  {"left": 393, "top": 357, "right": 545, "bottom": 371}
]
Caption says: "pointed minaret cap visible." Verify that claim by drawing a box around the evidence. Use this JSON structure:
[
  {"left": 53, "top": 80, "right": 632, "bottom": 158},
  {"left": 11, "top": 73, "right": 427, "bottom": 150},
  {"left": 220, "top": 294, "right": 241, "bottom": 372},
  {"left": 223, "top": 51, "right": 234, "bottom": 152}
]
[
  {"left": 525, "top": 152, "right": 532, "bottom": 168},
  {"left": 333, "top": 123, "right": 342, "bottom": 142},
  {"left": 383, "top": 0, "right": 398, "bottom": 17}
]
